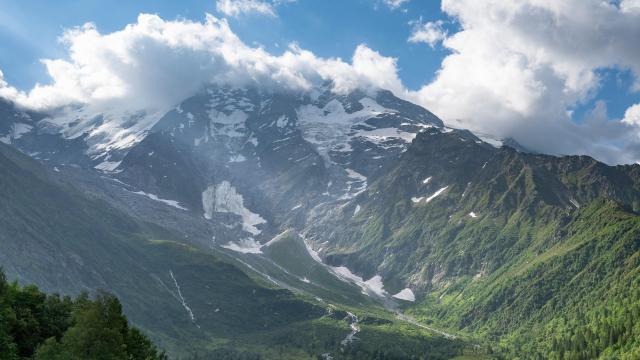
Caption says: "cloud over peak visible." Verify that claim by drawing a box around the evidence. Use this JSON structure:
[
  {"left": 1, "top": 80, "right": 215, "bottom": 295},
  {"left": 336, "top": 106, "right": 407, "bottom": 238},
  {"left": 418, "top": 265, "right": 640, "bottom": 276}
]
[
  {"left": 1, "top": 2, "right": 640, "bottom": 165},
  {"left": 0, "top": 13, "right": 402, "bottom": 113},
  {"left": 410, "top": 0, "right": 640, "bottom": 164}
]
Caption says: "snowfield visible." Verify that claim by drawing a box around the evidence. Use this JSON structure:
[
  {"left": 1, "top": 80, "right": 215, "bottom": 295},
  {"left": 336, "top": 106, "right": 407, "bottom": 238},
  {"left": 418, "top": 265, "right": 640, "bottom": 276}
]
[
  {"left": 392, "top": 288, "right": 416, "bottom": 302},
  {"left": 202, "top": 181, "right": 266, "bottom": 236},
  {"left": 132, "top": 191, "right": 188, "bottom": 210}
]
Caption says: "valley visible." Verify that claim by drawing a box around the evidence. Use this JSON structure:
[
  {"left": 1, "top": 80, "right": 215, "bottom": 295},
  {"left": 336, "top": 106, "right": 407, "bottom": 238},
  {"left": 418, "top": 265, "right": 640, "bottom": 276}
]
[{"left": 1, "top": 84, "right": 639, "bottom": 359}]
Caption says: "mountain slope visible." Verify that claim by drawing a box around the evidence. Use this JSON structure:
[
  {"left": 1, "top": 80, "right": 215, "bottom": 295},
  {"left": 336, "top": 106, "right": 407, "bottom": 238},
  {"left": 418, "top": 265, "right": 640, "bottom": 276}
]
[
  {"left": 106, "top": 85, "right": 444, "bottom": 255},
  {"left": 3, "top": 82, "right": 640, "bottom": 358},
  {"left": 303, "top": 128, "right": 640, "bottom": 358},
  {"left": 0, "top": 141, "right": 468, "bottom": 359}
]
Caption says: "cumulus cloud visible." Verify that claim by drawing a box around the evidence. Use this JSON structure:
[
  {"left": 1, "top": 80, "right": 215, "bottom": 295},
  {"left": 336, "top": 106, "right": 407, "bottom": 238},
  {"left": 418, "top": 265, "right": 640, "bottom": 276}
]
[
  {"left": 0, "top": 13, "right": 402, "bottom": 114},
  {"left": 409, "top": 0, "right": 640, "bottom": 164},
  {"left": 621, "top": 0, "right": 640, "bottom": 13},
  {"left": 2, "top": 3, "right": 640, "bottom": 164},
  {"left": 408, "top": 20, "right": 447, "bottom": 48},
  {"left": 216, "top": 0, "right": 276, "bottom": 17},
  {"left": 0, "top": 70, "right": 22, "bottom": 102},
  {"left": 383, "top": 0, "right": 410, "bottom": 10},
  {"left": 623, "top": 104, "right": 640, "bottom": 126}
]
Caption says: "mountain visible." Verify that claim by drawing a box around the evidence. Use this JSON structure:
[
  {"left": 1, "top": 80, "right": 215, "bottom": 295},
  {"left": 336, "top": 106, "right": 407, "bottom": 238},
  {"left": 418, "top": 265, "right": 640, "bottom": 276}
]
[
  {"left": 304, "top": 128, "right": 640, "bottom": 358},
  {"left": 0, "top": 133, "right": 468, "bottom": 359},
  {"left": 1, "top": 82, "right": 640, "bottom": 359}
]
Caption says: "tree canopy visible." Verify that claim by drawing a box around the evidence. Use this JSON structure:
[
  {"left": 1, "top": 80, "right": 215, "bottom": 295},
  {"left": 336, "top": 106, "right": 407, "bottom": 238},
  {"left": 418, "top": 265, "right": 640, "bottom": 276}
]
[{"left": 0, "top": 270, "right": 166, "bottom": 360}]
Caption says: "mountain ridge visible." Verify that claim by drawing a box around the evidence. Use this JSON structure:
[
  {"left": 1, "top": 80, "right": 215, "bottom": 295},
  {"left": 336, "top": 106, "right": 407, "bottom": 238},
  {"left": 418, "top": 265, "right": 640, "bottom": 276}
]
[{"left": 1, "top": 83, "right": 640, "bottom": 358}]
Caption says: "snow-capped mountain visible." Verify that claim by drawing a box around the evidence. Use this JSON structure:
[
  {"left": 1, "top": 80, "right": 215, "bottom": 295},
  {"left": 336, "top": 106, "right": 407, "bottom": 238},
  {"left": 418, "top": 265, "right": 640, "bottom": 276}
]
[
  {"left": 4, "top": 83, "right": 640, "bottom": 359},
  {"left": 0, "top": 84, "right": 522, "bottom": 283},
  {"left": 0, "top": 84, "right": 503, "bottom": 263},
  {"left": 102, "top": 85, "right": 444, "bottom": 251}
]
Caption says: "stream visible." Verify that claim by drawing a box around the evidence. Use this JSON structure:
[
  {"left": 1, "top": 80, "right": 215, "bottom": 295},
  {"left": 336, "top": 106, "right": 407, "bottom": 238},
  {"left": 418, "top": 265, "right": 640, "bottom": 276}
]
[{"left": 340, "top": 312, "right": 361, "bottom": 346}]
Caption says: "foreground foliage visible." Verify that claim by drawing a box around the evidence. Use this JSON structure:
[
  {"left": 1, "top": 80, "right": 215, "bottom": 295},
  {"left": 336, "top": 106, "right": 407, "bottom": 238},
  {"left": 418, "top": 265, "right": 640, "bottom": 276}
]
[{"left": 0, "top": 270, "right": 166, "bottom": 360}]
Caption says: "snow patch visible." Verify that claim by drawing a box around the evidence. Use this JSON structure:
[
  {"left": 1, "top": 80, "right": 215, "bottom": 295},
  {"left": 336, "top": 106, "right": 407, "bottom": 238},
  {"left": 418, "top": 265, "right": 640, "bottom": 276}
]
[
  {"left": 341, "top": 168, "right": 367, "bottom": 199},
  {"left": 45, "top": 108, "right": 165, "bottom": 159},
  {"left": 363, "top": 275, "right": 387, "bottom": 297},
  {"left": 132, "top": 191, "right": 188, "bottom": 210},
  {"left": 426, "top": 186, "right": 448, "bottom": 203},
  {"left": 413, "top": 186, "right": 448, "bottom": 204},
  {"left": 95, "top": 161, "right": 121, "bottom": 172},
  {"left": 208, "top": 109, "right": 248, "bottom": 125},
  {"left": 263, "top": 230, "right": 289, "bottom": 247},
  {"left": 356, "top": 127, "right": 416, "bottom": 144},
  {"left": 1, "top": 123, "right": 33, "bottom": 144},
  {"left": 276, "top": 115, "right": 288, "bottom": 127},
  {"left": 569, "top": 198, "right": 580, "bottom": 209},
  {"left": 392, "top": 288, "right": 416, "bottom": 302},
  {"left": 229, "top": 154, "right": 247, "bottom": 163},
  {"left": 328, "top": 266, "right": 387, "bottom": 297},
  {"left": 302, "top": 238, "right": 388, "bottom": 297},
  {"left": 221, "top": 238, "right": 263, "bottom": 254},
  {"left": 303, "top": 240, "right": 324, "bottom": 263},
  {"left": 297, "top": 97, "right": 417, "bottom": 167},
  {"left": 202, "top": 181, "right": 266, "bottom": 236},
  {"left": 477, "top": 134, "right": 503, "bottom": 148},
  {"left": 345, "top": 168, "right": 367, "bottom": 182},
  {"left": 12, "top": 123, "right": 32, "bottom": 139}
]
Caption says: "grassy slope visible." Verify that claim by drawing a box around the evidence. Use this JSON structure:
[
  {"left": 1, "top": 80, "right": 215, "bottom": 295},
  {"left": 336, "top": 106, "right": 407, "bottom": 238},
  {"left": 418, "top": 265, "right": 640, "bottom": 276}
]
[
  {"left": 305, "top": 130, "right": 640, "bottom": 358},
  {"left": 406, "top": 201, "right": 640, "bottom": 358}
]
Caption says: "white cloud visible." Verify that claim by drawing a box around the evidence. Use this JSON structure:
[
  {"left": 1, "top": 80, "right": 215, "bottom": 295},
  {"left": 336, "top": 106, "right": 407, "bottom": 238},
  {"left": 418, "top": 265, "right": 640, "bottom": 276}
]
[
  {"left": 0, "top": 13, "right": 407, "bottom": 158},
  {"left": 383, "top": 0, "right": 410, "bottom": 10},
  {"left": 216, "top": 0, "right": 276, "bottom": 17},
  {"left": 623, "top": 104, "right": 640, "bottom": 126},
  {"left": 2, "top": 4, "right": 640, "bottom": 164},
  {"left": 621, "top": 0, "right": 640, "bottom": 13},
  {"left": 409, "top": 20, "right": 447, "bottom": 48},
  {"left": 0, "top": 70, "right": 21, "bottom": 102},
  {"left": 408, "top": 0, "right": 640, "bottom": 164},
  {"left": 0, "top": 14, "right": 401, "bottom": 113}
]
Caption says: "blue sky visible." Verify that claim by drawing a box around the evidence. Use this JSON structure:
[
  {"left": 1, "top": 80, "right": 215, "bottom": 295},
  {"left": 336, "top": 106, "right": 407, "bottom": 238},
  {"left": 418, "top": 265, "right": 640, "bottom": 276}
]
[{"left": 1, "top": 0, "right": 639, "bottom": 164}]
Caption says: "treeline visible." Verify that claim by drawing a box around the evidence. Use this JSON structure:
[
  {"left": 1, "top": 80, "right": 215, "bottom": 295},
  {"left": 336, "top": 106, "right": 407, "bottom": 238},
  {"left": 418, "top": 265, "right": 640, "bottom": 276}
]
[
  {"left": 0, "top": 270, "right": 166, "bottom": 360},
  {"left": 497, "top": 280, "right": 640, "bottom": 359}
]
